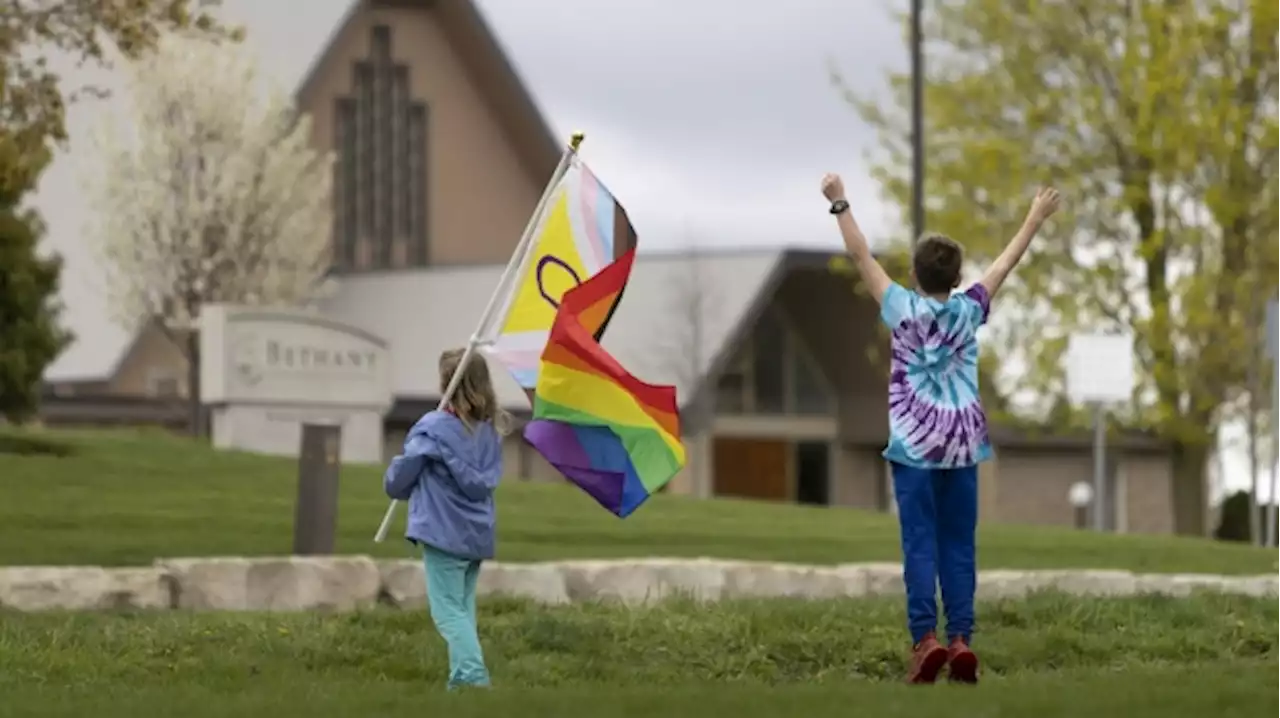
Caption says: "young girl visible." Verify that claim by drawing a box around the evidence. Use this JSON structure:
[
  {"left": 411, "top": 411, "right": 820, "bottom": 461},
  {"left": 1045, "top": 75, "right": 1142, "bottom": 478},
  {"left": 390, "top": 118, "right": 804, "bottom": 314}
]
[{"left": 383, "top": 348, "right": 508, "bottom": 690}]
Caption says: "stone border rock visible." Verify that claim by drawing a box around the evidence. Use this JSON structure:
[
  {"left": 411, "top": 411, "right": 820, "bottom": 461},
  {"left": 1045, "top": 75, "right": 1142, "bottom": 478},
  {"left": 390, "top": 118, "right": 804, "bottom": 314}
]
[{"left": 0, "top": 557, "right": 1273, "bottom": 612}]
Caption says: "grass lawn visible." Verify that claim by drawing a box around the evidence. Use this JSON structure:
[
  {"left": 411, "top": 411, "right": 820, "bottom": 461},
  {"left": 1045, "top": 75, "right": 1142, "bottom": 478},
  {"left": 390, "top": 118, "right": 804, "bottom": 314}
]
[
  {"left": 0, "top": 428, "right": 1273, "bottom": 573},
  {"left": 6, "top": 668, "right": 1275, "bottom": 718},
  {"left": 1, "top": 592, "right": 1275, "bottom": 717}
]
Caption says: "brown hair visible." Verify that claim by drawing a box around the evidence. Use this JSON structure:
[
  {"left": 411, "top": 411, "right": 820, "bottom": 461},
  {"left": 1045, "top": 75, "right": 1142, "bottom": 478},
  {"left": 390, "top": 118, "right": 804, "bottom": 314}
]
[
  {"left": 913, "top": 232, "right": 964, "bottom": 295},
  {"left": 439, "top": 349, "right": 510, "bottom": 434}
]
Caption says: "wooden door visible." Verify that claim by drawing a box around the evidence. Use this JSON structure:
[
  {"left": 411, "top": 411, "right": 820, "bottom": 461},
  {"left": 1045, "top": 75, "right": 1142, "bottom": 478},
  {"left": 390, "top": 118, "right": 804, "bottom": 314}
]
[{"left": 713, "top": 437, "right": 790, "bottom": 501}]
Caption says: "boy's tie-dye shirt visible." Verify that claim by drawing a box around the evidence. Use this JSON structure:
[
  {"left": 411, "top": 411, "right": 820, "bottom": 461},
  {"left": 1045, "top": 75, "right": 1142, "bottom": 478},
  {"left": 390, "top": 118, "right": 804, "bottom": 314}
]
[{"left": 879, "top": 282, "right": 992, "bottom": 468}]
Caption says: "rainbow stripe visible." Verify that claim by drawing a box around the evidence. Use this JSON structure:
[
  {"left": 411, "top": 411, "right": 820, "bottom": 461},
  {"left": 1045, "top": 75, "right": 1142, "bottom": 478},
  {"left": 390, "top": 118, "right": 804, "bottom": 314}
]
[{"left": 524, "top": 249, "right": 685, "bottom": 517}]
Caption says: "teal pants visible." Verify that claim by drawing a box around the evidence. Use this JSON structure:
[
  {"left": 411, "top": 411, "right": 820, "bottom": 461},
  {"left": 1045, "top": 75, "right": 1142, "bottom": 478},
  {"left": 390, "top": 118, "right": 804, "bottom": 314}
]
[{"left": 423, "top": 545, "right": 490, "bottom": 689}]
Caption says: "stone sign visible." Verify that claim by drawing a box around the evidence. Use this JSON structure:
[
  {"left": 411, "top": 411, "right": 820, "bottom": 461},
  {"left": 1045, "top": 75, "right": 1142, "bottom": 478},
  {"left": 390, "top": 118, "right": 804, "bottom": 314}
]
[{"left": 200, "top": 305, "right": 392, "bottom": 463}]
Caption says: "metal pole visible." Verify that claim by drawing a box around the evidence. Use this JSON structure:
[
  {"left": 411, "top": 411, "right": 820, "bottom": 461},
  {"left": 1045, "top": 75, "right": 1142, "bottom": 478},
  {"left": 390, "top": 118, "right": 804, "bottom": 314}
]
[
  {"left": 1264, "top": 350, "right": 1274, "bottom": 545},
  {"left": 1265, "top": 299, "right": 1278, "bottom": 547},
  {"left": 1092, "top": 403, "right": 1107, "bottom": 531},
  {"left": 1267, "top": 429, "right": 1277, "bottom": 548},
  {"left": 1247, "top": 350, "right": 1260, "bottom": 545},
  {"left": 909, "top": 0, "right": 925, "bottom": 243}
]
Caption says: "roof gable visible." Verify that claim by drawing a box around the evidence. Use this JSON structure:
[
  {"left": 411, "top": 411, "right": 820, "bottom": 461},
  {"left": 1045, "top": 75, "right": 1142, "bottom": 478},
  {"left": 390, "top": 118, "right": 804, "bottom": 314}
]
[{"left": 294, "top": 0, "right": 559, "bottom": 180}]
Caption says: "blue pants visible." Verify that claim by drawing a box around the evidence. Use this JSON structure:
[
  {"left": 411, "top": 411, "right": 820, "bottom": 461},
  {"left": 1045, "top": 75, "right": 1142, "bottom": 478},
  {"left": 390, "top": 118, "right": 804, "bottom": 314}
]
[
  {"left": 423, "top": 545, "right": 490, "bottom": 689},
  {"left": 890, "top": 462, "right": 979, "bottom": 644}
]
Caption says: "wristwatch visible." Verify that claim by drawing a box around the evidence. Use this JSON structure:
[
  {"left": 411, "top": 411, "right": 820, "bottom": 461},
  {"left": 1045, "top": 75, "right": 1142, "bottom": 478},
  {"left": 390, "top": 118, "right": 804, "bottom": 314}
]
[{"left": 829, "top": 199, "right": 850, "bottom": 215}]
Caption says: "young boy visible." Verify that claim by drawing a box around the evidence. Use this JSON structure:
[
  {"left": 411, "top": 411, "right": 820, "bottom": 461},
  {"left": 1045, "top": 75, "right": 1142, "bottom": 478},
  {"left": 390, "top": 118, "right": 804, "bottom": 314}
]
[{"left": 820, "top": 174, "right": 1060, "bottom": 684}]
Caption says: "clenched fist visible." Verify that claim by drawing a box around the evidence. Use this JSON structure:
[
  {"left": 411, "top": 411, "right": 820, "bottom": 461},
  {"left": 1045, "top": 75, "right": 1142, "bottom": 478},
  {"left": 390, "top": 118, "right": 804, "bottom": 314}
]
[{"left": 821, "top": 173, "right": 845, "bottom": 202}]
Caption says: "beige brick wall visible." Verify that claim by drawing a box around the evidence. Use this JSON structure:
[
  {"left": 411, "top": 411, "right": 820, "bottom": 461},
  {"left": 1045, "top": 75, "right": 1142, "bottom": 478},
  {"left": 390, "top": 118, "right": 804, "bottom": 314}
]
[
  {"left": 832, "top": 445, "right": 885, "bottom": 510},
  {"left": 988, "top": 448, "right": 1174, "bottom": 534},
  {"left": 992, "top": 449, "right": 1092, "bottom": 527},
  {"left": 978, "top": 460, "right": 999, "bottom": 523},
  {"left": 1121, "top": 455, "right": 1174, "bottom": 534}
]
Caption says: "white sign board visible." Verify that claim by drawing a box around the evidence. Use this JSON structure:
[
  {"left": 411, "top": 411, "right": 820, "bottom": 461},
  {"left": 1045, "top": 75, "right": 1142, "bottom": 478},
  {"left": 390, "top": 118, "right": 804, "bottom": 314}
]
[
  {"left": 200, "top": 304, "right": 393, "bottom": 463},
  {"left": 1065, "top": 333, "right": 1135, "bottom": 405}
]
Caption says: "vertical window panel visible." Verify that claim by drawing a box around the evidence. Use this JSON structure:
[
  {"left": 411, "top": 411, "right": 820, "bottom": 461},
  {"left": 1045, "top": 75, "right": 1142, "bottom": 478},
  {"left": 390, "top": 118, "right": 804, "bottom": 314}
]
[
  {"left": 374, "top": 26, "right": 394, "bottom": 268},
  {"left": 752, "top": 309, "right": 787, "bottom": 414},
  {"left": 408, "top": 103, "right": 428, "bottom": 266},
  {"left": 334, "top": 98, "right": 359, "bottom": 269},
  {"left": 791, "top": 348, "right": 833, "bottom": 415},
  {"left": 331, "top": 98, "right": 347, "bottom": 270},
  {"left": 356, "top": 62, "right": 374, "bottom": 270},
  {"left": 333, "top": 25, "right": 429, "bottom": 272}
]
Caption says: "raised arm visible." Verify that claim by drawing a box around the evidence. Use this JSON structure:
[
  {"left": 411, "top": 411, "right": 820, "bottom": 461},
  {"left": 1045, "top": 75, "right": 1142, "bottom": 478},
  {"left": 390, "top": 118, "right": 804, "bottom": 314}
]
[
  {"left": 979, "top": 187, "right": 1061, "bottom": 298},
  {"left": 823, "top": 173, "right": 892, "bottom": 303}
]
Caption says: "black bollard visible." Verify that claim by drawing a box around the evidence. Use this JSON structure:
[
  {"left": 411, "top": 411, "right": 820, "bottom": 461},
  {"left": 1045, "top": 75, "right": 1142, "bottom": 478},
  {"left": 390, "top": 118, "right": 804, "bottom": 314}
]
[
  {"left": 294, "top": 423, "right": 342, "bottom": 555},
  {"left": 1074, "top": 505, "right": 1089, "bottom": 530}
]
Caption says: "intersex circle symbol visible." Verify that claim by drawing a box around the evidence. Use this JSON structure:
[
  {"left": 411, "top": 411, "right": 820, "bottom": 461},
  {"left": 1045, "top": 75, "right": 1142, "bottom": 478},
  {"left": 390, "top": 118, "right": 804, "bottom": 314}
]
[{"left": 535, "top": 255, "right": 582, "bottom": 309}]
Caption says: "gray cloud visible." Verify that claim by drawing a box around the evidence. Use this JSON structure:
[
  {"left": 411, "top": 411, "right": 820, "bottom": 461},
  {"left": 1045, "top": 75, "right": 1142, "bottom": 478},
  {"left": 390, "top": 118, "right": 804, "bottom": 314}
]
[{"left": 477, "top": 0, "right": 907, "bottom": 243}]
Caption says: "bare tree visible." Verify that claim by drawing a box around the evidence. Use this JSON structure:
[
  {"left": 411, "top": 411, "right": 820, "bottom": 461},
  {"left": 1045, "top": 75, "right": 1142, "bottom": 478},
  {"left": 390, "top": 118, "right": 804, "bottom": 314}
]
[
  {"left": 659, "top": 233, "right": 718, "bottom": 498},
  {"left": 82, "top": 32, "right": 333, "bottom": 435}
]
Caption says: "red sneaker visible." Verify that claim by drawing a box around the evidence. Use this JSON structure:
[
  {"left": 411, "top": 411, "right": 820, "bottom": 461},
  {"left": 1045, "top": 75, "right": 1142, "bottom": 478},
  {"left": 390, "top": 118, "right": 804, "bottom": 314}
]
[
  {"left": 947, "top": 636, "right": 979, "bottom": 684},
  {"left": 906, "top": 632, "right": 948, "bottom": 684}
]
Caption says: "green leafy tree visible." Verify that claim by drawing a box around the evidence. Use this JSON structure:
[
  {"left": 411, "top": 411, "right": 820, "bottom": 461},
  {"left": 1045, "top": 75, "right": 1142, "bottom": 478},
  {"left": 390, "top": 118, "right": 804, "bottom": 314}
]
[
  {"left": 1215, "top": 490, "right": 1277, "bottom": 543},
  {"left": 845, "top": 0, "right": 1278, "bottom": 535},
  {"left": 0, "top": 1, "right": 235, "bottom": 425},
  {"left": 0, "top": 135, "right": 70, "bottom": 422},
  {"left": 1, "top": 1, "right": 236, "bottom": 158}
]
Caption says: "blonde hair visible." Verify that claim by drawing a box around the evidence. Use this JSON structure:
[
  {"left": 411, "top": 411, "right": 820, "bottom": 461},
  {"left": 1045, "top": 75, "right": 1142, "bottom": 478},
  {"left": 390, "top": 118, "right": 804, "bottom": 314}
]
[{"left": 439, "top": 348, "right": 511, "bottom": 435}]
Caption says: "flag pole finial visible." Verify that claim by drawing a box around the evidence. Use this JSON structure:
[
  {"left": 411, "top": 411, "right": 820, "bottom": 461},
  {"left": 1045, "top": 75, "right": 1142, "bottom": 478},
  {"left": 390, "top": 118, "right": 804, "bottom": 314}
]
[{"left": 570, "top": 131, "right": 585, "bottom": 151}]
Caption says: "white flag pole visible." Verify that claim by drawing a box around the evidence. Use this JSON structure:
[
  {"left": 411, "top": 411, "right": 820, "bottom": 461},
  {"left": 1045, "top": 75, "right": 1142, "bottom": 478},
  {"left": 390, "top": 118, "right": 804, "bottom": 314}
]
[{"left": 373, "top": 132, "right": 585, "bottom": 543}]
